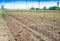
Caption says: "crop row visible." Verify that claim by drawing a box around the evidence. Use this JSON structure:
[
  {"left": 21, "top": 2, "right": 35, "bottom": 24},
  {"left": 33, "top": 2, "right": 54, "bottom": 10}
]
[
  {"left": 3, "top": 13, "right": 46, "bottom": 41},
  {"left": 8, "top": 14, "right": 60, "bottom": 41}
]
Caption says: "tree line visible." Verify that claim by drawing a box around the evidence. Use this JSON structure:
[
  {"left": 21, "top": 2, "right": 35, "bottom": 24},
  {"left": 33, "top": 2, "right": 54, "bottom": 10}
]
[
  {"left": 29, "top": 6, "right": 60, "bottom": 10},
  {"left": 29, "top": 2, "right": 60, "bottom": 10}
]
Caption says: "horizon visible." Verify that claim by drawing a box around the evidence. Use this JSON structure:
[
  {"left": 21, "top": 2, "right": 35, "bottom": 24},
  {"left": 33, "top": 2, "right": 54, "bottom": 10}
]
[{"left": 0, "top": 0, "right": 60, "bottom": 9}]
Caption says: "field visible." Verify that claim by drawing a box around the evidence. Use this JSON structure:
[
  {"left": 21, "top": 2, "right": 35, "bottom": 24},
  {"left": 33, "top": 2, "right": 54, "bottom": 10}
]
[
  {"left": 0, "top": 10, "right": 2, "bottom": 18},
  {"left": 0, "top": 10, "right": 16, "bottom": 41},
  {"left": 3, "top": 10, "right": 60, "bottom": 41}
]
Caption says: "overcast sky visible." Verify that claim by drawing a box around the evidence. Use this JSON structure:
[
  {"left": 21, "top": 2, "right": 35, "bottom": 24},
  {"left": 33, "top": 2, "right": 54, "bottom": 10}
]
[{"left": 0, "top": 0, "right": 60, "bottom": 9}]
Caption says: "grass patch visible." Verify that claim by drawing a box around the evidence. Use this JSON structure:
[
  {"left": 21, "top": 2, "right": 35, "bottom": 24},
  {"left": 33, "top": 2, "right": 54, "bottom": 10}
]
[
  {"left": 0, "top": 10, "right": 2, "bottom": 18},
  {"left": 7, "top": 11, "right": 60, "bottom": 20},
  {"left": 7, "top": 12, "right": 28, "bottom": 14},
  {"left": 39, "top": 12, "right": 60, "bottom": 20},
  {"left": 57, "top": 32, "right": 60, "bottom": 34},
  {"left": 34, "top": 35, "right": 45, "bottom": 41}
]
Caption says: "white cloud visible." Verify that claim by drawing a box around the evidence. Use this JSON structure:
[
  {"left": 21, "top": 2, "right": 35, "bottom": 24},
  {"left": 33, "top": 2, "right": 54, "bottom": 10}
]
[{"left": 0, "top": 1, "right": 59, "bottom": 9}]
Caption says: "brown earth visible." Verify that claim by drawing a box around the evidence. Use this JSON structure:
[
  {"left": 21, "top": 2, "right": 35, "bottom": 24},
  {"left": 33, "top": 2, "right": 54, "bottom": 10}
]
[
  {"left": 2, "top": 11, "right": 60, "bottom": 41},
  {"left": 0, "top": 18, "right": 15, "bottom": 41}
]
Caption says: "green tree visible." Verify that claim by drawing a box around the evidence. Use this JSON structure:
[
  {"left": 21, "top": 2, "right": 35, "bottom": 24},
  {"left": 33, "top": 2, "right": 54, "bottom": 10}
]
[
  {"left": 48, "top": 6, "right": 58, "bottom": 10},
  {"left": 42, "top": 6, "right": 47, "bottom": 10},
  {"left": 36, "top": 8, "right": 40, "bottom": 10},
  {"left": 30, "top": 7, "right": 35, "bottom": 10},
  {"left": 1, "top": 5, "right": 4, "bottom": 10}
]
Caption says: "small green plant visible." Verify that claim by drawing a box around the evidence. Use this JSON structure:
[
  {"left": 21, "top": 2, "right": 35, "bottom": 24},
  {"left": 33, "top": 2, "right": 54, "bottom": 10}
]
[
  {"left": 57, "top": 32, "right": 60, "bottom": 34},
  {"left": 34, "top": 34, "right": 45, "bottom": 41},
  {"left": 36, "top": 35, "right": 41, "bottom": 39},
  {"left": 40, "top": 38, "right": 45, "bottom": 41},
  {"left": 8, "top": 40, "right": 10, "bottom": 41}
]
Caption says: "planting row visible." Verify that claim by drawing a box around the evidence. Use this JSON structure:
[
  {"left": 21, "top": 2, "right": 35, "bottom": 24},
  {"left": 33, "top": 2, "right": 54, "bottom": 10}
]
[{"left": 8, "top": 14, "right": 60, "bottom": 41}]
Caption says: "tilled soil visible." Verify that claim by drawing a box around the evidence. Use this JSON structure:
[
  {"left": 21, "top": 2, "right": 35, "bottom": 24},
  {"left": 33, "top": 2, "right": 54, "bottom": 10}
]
[
  {"left": 3, "top": 13, "right": 41, "bottom": 41},
  {"left": 0, "top": 18, "right": 15, "bottom": 41},
  {"left": 2, "top": 11, "right": 60, "bottom": 41},
  {"left": 8, "top": 14, "right": 60, "bottom": 41}
]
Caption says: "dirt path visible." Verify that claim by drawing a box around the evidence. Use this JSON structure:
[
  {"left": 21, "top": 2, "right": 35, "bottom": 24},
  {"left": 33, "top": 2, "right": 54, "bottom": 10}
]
[{"left": 0, "top": 18, "right": 15, "bottom": 41}]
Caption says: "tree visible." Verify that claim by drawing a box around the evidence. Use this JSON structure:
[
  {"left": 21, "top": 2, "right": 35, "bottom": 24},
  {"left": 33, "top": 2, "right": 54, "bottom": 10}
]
[
  {"left": 1, "top": 5, "right": 4, "bottom": 10},
  {"left": 30, "top": 7, "right": 35, "bottom": 10},
  {"left": 36, "top": 8, "right": 40, "bottom": 10},
  {"left": 48, "top": 6, "right": 58, "bottom": 10},
  {"left": 42, "top": 6, "right": 47, "bottom": 10}
]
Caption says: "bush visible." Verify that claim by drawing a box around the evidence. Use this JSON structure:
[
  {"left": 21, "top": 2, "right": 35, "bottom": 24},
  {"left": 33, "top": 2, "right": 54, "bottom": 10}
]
[
  {"left": 57, "top": 32, "right": 60, "bottom": 34},
  {"left": 30, "top": 7, "right": 35, "bottom": 10},
  {"left": 36, "top": 8, "right": 40, "bottom": 10},
  {"left": 48, "top": 6, "right": 60, "bottom": 10}
]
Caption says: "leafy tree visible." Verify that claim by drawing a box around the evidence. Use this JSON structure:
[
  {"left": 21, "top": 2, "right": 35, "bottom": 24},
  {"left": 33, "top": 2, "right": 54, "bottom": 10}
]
[
  {"left": 42, "top": 6, "right": 47, "bottom": 10},
  {"left": 36, "top": 8, "right": 40, "bottom": 10},
  {"left": 48, "top": 6, "right": 58, "bottom": 10},
  {"left": 1, "top": 5, "right": 4, "bottom": 10},
  {"left": 30, "top": 7, "right": 35, "bottom": 10}
]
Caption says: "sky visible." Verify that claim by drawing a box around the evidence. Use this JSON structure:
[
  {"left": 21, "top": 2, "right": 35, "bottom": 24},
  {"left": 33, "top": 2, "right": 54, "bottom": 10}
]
[
  {"left": 0, "top": 0, "right": 60, "bottom": 9},
  {"left": 0, "top": 0, "right": 60, "bottom": 2}
]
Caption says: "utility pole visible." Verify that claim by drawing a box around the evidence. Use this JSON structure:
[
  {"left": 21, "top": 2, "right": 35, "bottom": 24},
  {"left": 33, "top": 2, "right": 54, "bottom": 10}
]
[
  {"left": 26, "top": 0, "right": 27, "bottom": 10},
  {"left": 57, "top": 2, "right": 59, "bottom": 7},
  {"left": 57, "top": 2, "right": 59, "bottom": 10},
  {"left": 38, "top": 0, "right": 40, "bottom": 8}
]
